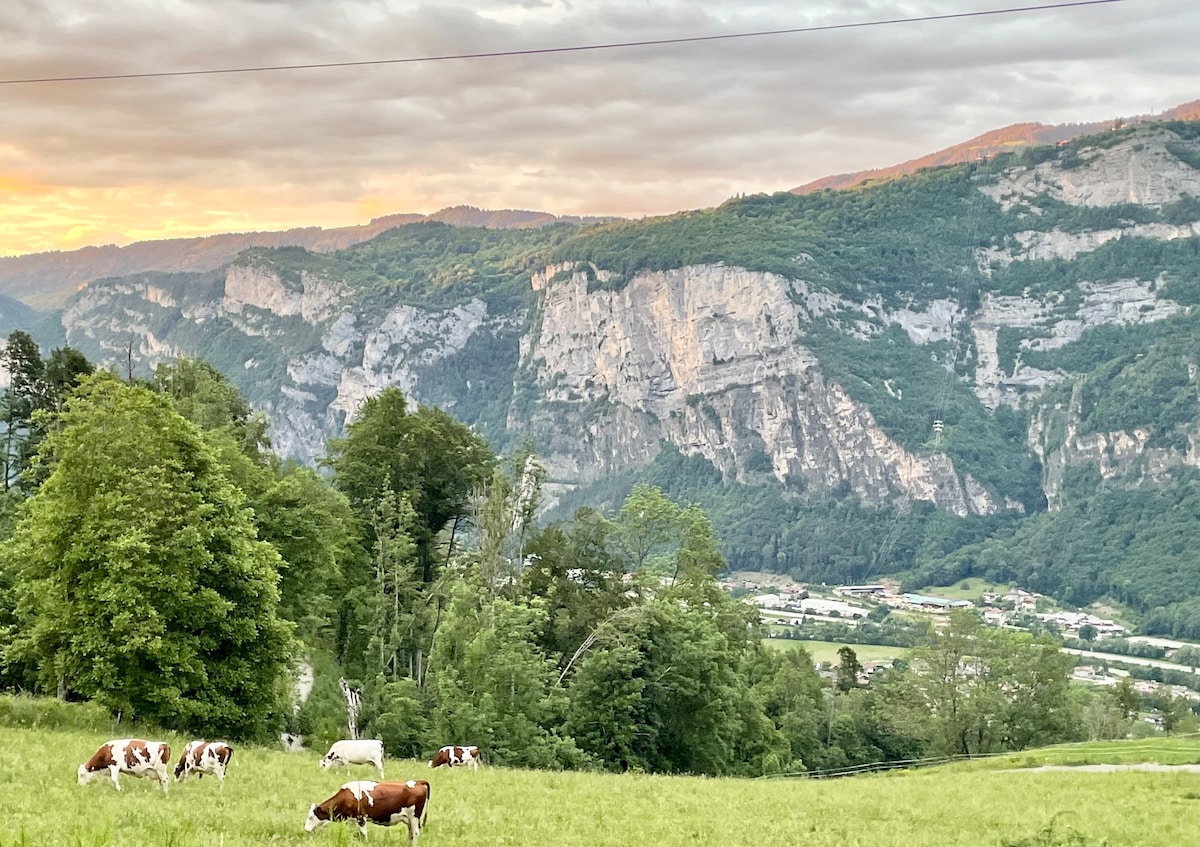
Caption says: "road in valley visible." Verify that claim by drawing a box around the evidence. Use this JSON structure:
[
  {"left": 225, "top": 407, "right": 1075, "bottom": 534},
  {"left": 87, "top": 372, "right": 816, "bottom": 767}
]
[{"left": 1063, "top": 647, "right": 1200, "bottom": 676}]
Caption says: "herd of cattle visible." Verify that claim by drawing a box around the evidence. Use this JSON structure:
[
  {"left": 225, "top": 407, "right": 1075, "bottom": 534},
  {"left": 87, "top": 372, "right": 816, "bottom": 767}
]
[{"left": 77, "top": 737, "right": 482, "bottom": 841}]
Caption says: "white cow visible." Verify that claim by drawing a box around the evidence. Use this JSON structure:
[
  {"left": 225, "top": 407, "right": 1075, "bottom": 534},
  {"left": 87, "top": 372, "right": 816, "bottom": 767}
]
[
  {"left": 78, "top": 739, "right": 171, "bottom": 793},
  {"left": 320, "top": 739, "right": 385, "bottom": 779}
]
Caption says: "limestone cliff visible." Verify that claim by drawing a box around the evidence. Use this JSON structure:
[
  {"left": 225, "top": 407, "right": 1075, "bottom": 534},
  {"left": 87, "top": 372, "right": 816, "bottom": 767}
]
[
  {"left": 1029, "top": 380, "right": 1200, "bottom": 509},
  {"left": 522, "top": 263, "right": 996, "bottom": 516},
  {"left": 38, "top": 122, "right": 1200, "bottom": 517}
]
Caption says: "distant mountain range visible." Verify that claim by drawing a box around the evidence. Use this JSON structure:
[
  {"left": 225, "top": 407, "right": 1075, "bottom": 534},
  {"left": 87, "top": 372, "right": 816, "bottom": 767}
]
[
  {"left": 791, "top": 99, "right": 1200, "bottom": 194},
  {"left": 0, "top": 206, "right": 612, "bottom": 310},
  {"left": 3, "top": 100, "right": 1198, "bottom": 312},
  {"left": 13, "top": 116, "right": 1200, "bottom": 630}
]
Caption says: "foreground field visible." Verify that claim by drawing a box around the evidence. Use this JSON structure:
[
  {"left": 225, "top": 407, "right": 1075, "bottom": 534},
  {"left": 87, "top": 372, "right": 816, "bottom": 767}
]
[{"left": 0, "top": 726, "right": 1197, "bottom": 847}]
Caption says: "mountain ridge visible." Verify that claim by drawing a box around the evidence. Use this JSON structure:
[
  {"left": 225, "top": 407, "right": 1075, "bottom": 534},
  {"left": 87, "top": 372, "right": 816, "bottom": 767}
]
[
  {"left": 791, "top": 99, "right": 1200, "bottom": 194},
  {"left": 6, "top": 100, "right": 1198, "bottom": 312},
  {"left": 0, "top": 206, "right": 612, "bottom": 310},
  {"left": 16, "top": 119, "right": 1200, "bottom": 630}
]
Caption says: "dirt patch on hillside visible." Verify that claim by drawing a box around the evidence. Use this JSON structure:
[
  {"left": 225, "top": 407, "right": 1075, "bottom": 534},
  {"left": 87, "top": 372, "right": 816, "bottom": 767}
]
[{"left": 1017, "top": 763, "right": 1200, "bottom": 773}]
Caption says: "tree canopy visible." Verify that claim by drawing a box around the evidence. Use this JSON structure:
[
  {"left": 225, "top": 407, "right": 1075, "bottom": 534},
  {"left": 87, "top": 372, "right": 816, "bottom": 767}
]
[{"left": 3, "top": 372, "right": 293, "bottom": 738}]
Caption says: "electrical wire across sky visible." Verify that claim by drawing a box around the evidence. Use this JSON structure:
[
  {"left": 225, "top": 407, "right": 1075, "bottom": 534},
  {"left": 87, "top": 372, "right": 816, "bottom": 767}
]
[{"left": 0, "top": 0, "right": 1129, "bottom": 86}]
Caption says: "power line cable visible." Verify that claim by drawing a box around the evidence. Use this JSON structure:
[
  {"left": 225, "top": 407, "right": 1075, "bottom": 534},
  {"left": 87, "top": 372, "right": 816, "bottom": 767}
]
[{"left": 0, "top": 0, "right": 1129, "bottom": 86}]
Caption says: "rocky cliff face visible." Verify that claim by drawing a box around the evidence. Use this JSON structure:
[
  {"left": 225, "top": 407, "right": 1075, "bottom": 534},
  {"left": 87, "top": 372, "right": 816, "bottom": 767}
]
[
  {"left": 523, "top": 263, "right": 998, "bottom": 516},
  {"left": 979, "top": 130, "right": 1200, "bottom": 211},
  {"left": 41, "top": 125, "right": 1200, "bottom": 516},
  {"left": 1028, "top": 381, "right": 1200, "bottom": 509}
]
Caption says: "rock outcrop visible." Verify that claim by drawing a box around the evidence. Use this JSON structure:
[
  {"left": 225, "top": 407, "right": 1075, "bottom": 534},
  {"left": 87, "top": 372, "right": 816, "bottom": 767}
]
[
  {"left": 39, "top": 123, "right": 1200, "bottom": 515},
  {"left": 523, "top": 263, "right": 996, "bottom": 515}
]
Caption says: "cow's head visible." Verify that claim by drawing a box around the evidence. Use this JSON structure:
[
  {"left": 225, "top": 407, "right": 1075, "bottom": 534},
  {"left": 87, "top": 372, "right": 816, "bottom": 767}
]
[
  {"left": 319, "top": 753, "right": 336, "bottom": 770},
  {"left": 304, "top": 803, "right": 329, "bottom": 832},
  {"left": 76, "top": 763, "right": 93, "bottom": 786},
  {"left": 173, "top": 758, "right": 189, "bottom": 781}
]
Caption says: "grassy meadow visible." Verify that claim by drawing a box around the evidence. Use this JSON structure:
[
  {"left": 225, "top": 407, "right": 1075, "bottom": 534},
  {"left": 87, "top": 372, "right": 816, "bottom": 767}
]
[
  {"left": 763, "top": 637, "right": 910, "bottom": 664},
  {"left": 0, "top": 724, "right": 1197, "bottom": 847},
  {"left": 949, "top": 736, "right": 1200, "bottom": 771},
  {"left": 914, "top": 580, "right": 1015, "bottom": 601}
]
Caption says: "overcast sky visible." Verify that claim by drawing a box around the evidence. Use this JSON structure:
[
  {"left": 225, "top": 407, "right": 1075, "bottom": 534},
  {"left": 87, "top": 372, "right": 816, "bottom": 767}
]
[{"left": 2, "top": 0, "right": 1197, "bottom": 255}]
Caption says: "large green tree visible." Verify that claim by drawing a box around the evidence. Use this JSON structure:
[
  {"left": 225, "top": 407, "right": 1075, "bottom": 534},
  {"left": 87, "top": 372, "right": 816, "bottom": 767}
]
[
  {"left": 153, "top": 358, "right": 364, "bottom": 646},
  {"left": 324, "top": 388, "right": 493, "bottom": 680},
  {"left": 2, "top": 373, "right": 293, "bottom": 738},
  {"left": 911, "top": 611, "right": 1079, "bottom": 755},
  {"left": 325, "top": 388, "right": 494, "bottom": 582},
  {"left": 559, "top": 486, "right": 766, "bottom": 775},
  {"left": 521, "top": 507, "right": 631, "bottom": 668}
]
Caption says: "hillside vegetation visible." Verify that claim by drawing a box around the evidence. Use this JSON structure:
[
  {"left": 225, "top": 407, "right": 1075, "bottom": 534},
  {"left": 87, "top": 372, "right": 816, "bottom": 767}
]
[
  {"left": 6, "top": 352, "right": 1191, "bottom": 782},
  {"left": 13, "top": 119, "right": 1200, "bottom": 641},
  {"left": 1, "top": 719, "right": 1196, "bottom": 847}
]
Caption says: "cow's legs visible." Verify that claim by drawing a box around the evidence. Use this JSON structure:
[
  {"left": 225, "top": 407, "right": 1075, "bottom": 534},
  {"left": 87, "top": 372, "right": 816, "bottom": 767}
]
[{"left": 109, "top": 766, "right": 122, "bottom": 791}]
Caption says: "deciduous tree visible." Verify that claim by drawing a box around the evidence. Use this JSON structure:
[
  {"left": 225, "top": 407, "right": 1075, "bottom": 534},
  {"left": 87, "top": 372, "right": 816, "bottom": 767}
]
[
  {"left": 326, "top": 388, "right": 494, "bottom": 582},
  {"left": 3, "top": 373, "right": 293, "bottom": 738}
]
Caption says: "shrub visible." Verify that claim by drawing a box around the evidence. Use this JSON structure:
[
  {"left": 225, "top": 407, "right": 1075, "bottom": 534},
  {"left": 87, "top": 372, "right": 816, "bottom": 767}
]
[{"left": 0, "top": 694, "right": 117, "bottom": 733}]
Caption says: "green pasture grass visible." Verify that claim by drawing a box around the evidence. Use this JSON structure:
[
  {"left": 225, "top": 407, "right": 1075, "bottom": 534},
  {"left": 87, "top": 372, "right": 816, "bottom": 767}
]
[
  {"left": 1, "top": 725, "right": 1197, "bottom": 846},
  {"left": 948, "top": 736, "right": 1200, "bottom": 772},
  {"left": 915, "top": 580, "right": 1014, "bottom": 601},
  {"left": 762, "top": 637, "right": 911, "bottom": 664}
]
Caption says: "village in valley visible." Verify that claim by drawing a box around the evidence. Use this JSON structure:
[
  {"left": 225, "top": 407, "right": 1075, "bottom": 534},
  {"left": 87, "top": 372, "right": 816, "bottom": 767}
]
[{"left": 722, "top": 572, "right": 1200, "bottom": 720}]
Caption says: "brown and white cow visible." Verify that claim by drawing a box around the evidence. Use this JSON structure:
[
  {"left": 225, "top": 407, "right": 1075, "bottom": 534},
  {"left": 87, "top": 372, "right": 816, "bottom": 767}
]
[
  {"left": 78, "top": 739, "right": 171, "bottom": 793},
  {"left": 174, "top": 740, "right": 233, "bottom": 786},
  {"left": 428, "top": 745, "right": 480, "bottom": 772},
  {"left": 305, "top": 780, "right": 431, "bottom": 842}
]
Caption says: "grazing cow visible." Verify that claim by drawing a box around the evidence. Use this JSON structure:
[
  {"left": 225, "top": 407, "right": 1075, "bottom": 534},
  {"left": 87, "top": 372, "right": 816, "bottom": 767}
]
[
  {"left": 77, "top": 739, "right": 171, "bottom": 793},
  {"left": 305, "top": 780, "right": 430, "bottom": 842},
  {"left": 428, "top": 745, "right": 480, "bottom": 772},
  {"left": 174, "top": 740, "right": 234, "bottom": 786},
  {"left": 320, "top": 739, "right": 385, "bottom": 779}
]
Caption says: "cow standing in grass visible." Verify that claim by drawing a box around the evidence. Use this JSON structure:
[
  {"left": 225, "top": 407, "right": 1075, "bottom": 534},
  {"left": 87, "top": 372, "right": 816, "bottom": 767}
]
[
  {"left": 305, "top": 779, "right": 430, "bottom": 842},
  {"left": 174, "top": 740, "right": 233, "bottom": 786},
  {"left": 78, "top": 739, "right": 171, "bottom": 793},
  {"left": 320, "top": 739, "right": 386, "bottom": 779},
  {"left": 429, "top": 744, "right": 480, "bottom": 772}
]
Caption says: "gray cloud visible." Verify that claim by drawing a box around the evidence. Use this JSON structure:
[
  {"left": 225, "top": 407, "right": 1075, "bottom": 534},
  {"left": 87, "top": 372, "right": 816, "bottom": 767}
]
[{"left": 2, "top": 0, "right": 1197, "bottom": 251}]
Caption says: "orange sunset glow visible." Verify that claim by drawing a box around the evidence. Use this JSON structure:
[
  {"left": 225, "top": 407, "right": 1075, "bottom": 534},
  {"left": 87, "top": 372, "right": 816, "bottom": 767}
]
[{"left": 2, "top": 1, "right": 1195, "bottom": 260}]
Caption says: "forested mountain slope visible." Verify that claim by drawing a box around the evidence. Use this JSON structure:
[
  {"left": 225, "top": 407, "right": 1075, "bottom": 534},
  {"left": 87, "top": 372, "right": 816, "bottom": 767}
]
[
  {"left": 0, "top": 206, "right": 608, "bottom": 310},
  {"left": 26, "top": 119, "right": 1200, "bottom": 632}
]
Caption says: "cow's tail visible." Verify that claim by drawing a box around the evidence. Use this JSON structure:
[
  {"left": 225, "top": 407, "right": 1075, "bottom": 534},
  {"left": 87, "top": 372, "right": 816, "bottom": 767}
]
[{"left": 420, "top": 781, "right": 431, "bottom": 828}]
